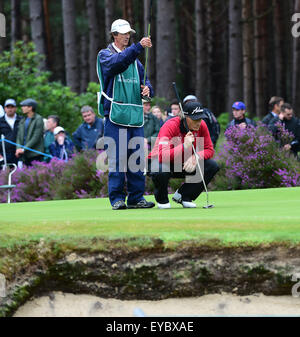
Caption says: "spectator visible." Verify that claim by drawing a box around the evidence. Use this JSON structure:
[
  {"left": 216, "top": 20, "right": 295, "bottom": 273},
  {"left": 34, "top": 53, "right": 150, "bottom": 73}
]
[
  {"left": 0, "top": 104, "right": 4, "bottom": 118},
  {"left": 44, "top": 115, "right": 60, "bottom": 158},
  {"left": 226, "top": 101, "right": 256, "bottom": 131},
  {"left": 49, "top": 126, "right": 74, "bottom": 162},
  {"left": 262, "top": 96, "right": 284, "bottom": 127},
  {"left": 72, "top": 106, "right": 104, "bottom": 151},
  {"left": 0, "top": 99, "right": 21, "bottom": 165},
  {"left": 15, "top": 99, "right": 44, "bottom": 166},
  {"left": 143, "top": 101, "right": 160, "bottom": 148},
  {"left": 183, "top": 94, "right": 220, "bottom": 148},
  {"left": 151, "top": 105, "right": 167, "bottom": 127},
  {"left": 167, "top": 100, "right": 181, "bottom": 120},
  {"left": 269, "top": 103, "right": 300, "bottom": 157},
  {"left": 148, "top": 101, "right": 219, "bottom": 209}
]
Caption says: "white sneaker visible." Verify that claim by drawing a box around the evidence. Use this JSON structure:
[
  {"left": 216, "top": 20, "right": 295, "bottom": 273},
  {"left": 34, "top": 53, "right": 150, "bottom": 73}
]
[
  {"left": 182, "top": 201, "right": 197, "bottom": 208},
  {"left": 172, "top": 190, "right": 196, "bottom": 208},
  {"left": 157, "top": 202, "right": 171, "bottom": 209}
]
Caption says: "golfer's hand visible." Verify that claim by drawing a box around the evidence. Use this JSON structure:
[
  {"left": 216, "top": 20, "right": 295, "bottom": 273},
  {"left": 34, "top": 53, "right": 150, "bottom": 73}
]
[
  {"left": 238, "top": 122, "right": 247, "bottom": 130},
  {"left": 184, "top": 131, "right": 194, "bottom": 149},
  {"left": 0, "top": 155, "right": 3, "bottom": 161},
  {"left": 279, "top": 112, "right": 285, "bottom": 121},
  {"left": 183, "top": 155, "right": 197, "bottom": 173},
  {"left": 141, "top": 85, "right": 150, "bottom": 97},
  {"left": 15, "top": 148, "right": 24, "bottom": 158},
  {"left": 284, "top": 144, "right": 291, "bottom": 151},
  {"left": 140, "top": 37, "right": 152, "bottom": 48}
]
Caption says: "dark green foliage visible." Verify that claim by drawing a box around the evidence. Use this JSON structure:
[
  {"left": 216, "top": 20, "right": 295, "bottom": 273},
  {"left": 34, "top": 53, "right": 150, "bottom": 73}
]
[{"left": 0, "top": 41, "right": 101, "bottom": 134}]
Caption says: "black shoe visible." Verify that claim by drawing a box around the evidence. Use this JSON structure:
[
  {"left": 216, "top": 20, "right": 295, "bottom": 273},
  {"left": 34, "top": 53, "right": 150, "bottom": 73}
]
[
  {"left": 112, "top": 200, "right": 127, "bottom": 210},
  {"left": 127, "top": 199, "right": 155, "bottom": 209}
]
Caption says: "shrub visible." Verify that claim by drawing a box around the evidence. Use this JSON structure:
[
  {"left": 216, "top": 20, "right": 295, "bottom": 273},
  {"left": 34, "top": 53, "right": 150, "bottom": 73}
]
[{"left": 212, "top": 122, "right": 300, "bottom": 190}]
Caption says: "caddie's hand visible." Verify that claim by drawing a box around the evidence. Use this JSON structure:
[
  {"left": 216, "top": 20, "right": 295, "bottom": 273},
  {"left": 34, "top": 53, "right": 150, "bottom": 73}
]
[
  {"left": 140, "top": 37, "right": 152, "bottom": 48},
  {"left": 284, "top": 144, "right": 291, "bottom": 151},
  {"left": 141, "top": 85, "right": 150, "bottom": 97},
  {"left": 0, "top": 155, "right": 3, "bottom": 161},
  {"left": 15, "top": 148, "right": 24, "bottom": 158},
  {"left": 183, "top": 155, "right": 197, "bottom": 173},
  {"left": 184, "top": 131, "right": 194, "bottom": 149}
]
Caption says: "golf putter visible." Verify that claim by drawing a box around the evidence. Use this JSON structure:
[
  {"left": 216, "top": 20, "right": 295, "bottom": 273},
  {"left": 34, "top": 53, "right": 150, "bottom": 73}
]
[
  {"left": 172, "top": 82, "right": 214, "bottom": 209},
  {"left": 142, "top": 0, "right": 153, "bottom": 102}
]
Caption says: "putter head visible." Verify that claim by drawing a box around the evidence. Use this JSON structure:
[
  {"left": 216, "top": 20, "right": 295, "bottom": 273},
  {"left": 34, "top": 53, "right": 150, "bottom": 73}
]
[{"left": 203, "top": 204, "right": 214, "bottom": 209}]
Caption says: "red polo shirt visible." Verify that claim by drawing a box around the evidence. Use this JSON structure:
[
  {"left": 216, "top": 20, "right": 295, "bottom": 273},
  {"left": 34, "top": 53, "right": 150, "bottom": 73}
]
[{"left": 148, "top": 116, "right": 214, "bottom": 163}]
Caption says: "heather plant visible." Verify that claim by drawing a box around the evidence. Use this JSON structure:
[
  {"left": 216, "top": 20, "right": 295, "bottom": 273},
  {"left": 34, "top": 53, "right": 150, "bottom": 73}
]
[{"left": 212, "top": 122, "right": 300, "bottom": 190}]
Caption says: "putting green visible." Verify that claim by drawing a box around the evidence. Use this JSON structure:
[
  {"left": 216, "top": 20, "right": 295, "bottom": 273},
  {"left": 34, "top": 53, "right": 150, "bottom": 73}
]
[{"left": 0, "top": 187, "right": 300, "bottom": 245}]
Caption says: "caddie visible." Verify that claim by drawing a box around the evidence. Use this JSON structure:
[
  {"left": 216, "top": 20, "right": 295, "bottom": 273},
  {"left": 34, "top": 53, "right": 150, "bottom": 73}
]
[{"left": 97, "top": 19, "right": 155, "bottom": 210}]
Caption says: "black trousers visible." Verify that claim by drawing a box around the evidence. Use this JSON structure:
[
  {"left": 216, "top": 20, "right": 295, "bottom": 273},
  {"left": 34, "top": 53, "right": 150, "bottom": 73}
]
[{"left": 148, "top": 158, "right": 219, "bottom": 204}]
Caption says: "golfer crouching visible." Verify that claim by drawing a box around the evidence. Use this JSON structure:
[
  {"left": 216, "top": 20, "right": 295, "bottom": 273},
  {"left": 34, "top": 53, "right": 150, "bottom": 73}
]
[{"left": 148, "top": 101, "right": 219, "bottom": 209}]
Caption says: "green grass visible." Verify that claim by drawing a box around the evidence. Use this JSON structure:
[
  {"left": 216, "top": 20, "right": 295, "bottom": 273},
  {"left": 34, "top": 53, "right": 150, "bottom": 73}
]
[{"left": 0, "top": 187, "right": 300, "bottom": 246}]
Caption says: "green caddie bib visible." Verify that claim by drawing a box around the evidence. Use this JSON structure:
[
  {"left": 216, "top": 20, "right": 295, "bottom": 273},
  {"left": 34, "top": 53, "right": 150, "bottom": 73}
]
[{"left": 97, "top": 58, "right": 144, "bottom": 127}]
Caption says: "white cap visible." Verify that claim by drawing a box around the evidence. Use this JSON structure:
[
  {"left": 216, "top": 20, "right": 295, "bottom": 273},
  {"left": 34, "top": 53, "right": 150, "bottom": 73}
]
[
  {"left": 4, "top": 98, "right": 17, "bottom": 107},
  {"left": 54, "top": 126, "right": 65, "bottom": 136},
  {"left": 183, "top": 95, "right": 198, "bottom": 104},
  {"left": 111, "top": 19, "right": 136, "bottom": 34}
]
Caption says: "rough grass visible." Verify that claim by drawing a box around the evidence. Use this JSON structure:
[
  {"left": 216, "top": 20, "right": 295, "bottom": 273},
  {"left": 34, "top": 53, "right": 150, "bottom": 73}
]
[{"left": 0, "top": 187, "right": 300, "bottom": 247}]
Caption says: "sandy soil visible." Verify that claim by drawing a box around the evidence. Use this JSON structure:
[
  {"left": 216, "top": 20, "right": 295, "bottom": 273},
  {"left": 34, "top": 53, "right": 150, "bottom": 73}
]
[{"left": 13, "top": 292, "right": 300, "bottom": 317}]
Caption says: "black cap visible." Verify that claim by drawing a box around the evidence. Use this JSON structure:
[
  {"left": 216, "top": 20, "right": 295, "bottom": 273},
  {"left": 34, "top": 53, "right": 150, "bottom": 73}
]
[
  {"left": 183, "top": 101, "right": 206, "bottom": 120},
  {"left": 20, "top": 98, "right": 37, "bottom": 109}
]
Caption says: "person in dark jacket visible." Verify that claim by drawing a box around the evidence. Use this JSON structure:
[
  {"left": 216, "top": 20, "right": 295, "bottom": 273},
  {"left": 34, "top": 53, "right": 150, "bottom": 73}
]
[
  {"left": 49, "top": 126, "right": 74, "bottom": 161},
  {"left": 15, "top": 99, "right": 44, "bottom": 166},
  {"left": 72, "top": 106, "right": 104, "bottom": 151},
  {"left": 0, "top": 99, "right": 21, "bottom": 165},
  {"left": 148, "top": 102, "right": 219, "bottom": 209},
  {"left": 269, "top": 103, "right": 300, "bottom": 157},
  {"left": 143, "top": 101, "right": 160, "bottom": 148},
  {"left": 226, "top": 101, "right": 256, "bottom": 131},
  {"left": 262, "top": 96, "right": 284, "bottom": 127},
  {"left": 97, "top": 18, "right": 155, "bottom": 210}
]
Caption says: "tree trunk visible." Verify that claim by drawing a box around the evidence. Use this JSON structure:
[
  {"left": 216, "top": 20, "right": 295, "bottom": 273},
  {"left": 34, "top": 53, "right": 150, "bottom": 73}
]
[
  {"left": 253, "top": 0, "right": 268, "bottom": 119},
  {"left": 0, "top": 1, "right": 7, "bottom": 52},
  {"left": 195, "top": 0, "right": 208, "bottom": 105},
  {"left": 86, "top": 0, "right": 101, "bottom": 83},
  {"left": 43, "top": 0, "right": 53, "bottom": 69},
  {"left": 242, "top": 0, "right": 254, "bottom": 116},
  {"left": 62, "top": 0, "right": 79, "bottom": 93},
  {"left": 122, "top": 0, "right": 134, "bottom": 25},
  {"left": 156, "top": 0, "right": 176, "bottom": 101},
  {"left": 228, "top": 0, "right": 243, "bottom": 113},
  {"left": 29, "top": 0, "right": 47, "bottom": 70},
  {"left": 293, "top": 0, "right": 300, "bottom": 115},
  {"left": 104, "top": 0, "right": 114, "bottom": 45},
  {"left": 80, "top": 34, "right": 89, "bottom": 92},
  {"left": 11, "top": 0, "right": 22, "bottom": 48},
  {"left": 273, "top": 0, "right": 285, "bottom": 97}
]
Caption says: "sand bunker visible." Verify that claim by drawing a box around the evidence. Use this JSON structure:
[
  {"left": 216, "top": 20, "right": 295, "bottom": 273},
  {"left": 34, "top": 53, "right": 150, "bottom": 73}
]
[{"left": 13, "top": 292, "right": 300, "bottom": 317}]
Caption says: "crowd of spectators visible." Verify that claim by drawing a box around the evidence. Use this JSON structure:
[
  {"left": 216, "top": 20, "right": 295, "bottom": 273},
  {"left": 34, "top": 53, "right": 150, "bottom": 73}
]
[
  {"left": 0, "top": 94, "right": 299, "bottom": 168},
  {"left": 0, "top": 100, "right": 104, "bottom": 167}
]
